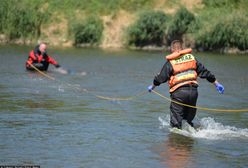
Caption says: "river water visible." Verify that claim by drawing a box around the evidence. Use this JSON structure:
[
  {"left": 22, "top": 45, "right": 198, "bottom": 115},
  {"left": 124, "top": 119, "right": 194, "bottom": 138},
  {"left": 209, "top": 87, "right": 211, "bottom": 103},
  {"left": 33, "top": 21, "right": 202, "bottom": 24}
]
[{"left": 0, "top": 45, "right": 248, "bottom": 168}]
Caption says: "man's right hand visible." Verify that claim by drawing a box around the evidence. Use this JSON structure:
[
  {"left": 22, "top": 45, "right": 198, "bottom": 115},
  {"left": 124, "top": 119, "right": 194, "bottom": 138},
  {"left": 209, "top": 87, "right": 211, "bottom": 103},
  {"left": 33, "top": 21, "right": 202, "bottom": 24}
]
[
  {"left": 148, "top": 85, "right": 155, "bottom": 92},
  {"left": 215, "top": 81, "right": 224, "bottom": 94}
]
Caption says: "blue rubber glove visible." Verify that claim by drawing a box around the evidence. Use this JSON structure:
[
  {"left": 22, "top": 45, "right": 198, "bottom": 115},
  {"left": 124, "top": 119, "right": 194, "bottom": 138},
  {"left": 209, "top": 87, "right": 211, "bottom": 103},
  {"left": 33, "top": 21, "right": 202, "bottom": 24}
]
[
  {"left": 215, "top": 82, "right": 224, "bottom": 94},
  {"left": 148, "top": 85, "right": 155, "bottom": 92}
]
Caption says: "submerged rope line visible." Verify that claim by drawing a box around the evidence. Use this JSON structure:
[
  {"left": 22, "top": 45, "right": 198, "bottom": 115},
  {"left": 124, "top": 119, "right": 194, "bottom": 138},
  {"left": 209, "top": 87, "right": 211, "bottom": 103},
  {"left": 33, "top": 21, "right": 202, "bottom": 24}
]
[
  {"left": 28, "top": 63, "right": 56, "bottom": 80},
  {"left": 94, "top": 91, "right": 147, "bottom": 101},
  {"left": 28, "top": 63, "right": 248, "bottom": 112},
  {"left": 28, "top": 63, "right": 146, "bottom": 101},
  {"left": 152, "top": 90, "right": 248, "bottom": 112}
]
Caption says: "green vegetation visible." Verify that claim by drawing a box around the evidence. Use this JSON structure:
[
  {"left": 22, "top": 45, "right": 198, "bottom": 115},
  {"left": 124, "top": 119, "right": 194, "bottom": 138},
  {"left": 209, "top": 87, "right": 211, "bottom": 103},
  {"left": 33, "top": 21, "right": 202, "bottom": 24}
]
[
  {"left": 167, "top": 7, "right": 195, "bottom": 44},
  {"left": 192, "top": 0, "right": 248, "bottom": 51},
  {"left": 47, "top": 0, "right": 154, "bottom": 15},
  {"left": 72, "top": 16, "right": 104, "bottom": 46},
  {"left": 0, "top": 0, "right": 50, "bottom": 40},
  {"left": 196, "top": 16, "right": 248, "bottom": 50},
  {"left": 202, "top": 0, "right": 240, "bottom": 7},
  {"left": 127, "top": 11, "right": 168, "bottom": 47},
  {"left": 0, "top": 0, "right": 247, "bottom": 52}
]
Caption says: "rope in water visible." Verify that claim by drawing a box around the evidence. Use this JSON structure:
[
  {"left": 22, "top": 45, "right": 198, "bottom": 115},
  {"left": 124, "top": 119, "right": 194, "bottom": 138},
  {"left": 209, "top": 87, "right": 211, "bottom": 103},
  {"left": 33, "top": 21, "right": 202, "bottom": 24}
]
[
  {"left": 152, "top": 90, "right": 248, "bottom": 112},
  {"left": 28, "top": 63, "right": 147, "bottom": 101},
  {"left": 28, "top": 63, "right": 248, "bottom": 112}
]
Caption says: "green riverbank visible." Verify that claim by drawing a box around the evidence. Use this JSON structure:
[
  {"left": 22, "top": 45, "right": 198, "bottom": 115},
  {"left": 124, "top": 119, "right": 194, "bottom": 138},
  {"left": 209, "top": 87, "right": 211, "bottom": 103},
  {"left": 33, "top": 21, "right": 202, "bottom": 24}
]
[{"left": 0, "top": 0, "right": 247, "bottom": 53}]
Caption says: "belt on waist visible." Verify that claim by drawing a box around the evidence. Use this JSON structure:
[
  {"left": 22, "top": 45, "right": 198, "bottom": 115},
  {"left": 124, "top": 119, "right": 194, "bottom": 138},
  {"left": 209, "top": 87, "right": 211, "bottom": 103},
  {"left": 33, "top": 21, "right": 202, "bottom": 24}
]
[{"left": 179, "top": 84, "right": 198, "bottom": 88}]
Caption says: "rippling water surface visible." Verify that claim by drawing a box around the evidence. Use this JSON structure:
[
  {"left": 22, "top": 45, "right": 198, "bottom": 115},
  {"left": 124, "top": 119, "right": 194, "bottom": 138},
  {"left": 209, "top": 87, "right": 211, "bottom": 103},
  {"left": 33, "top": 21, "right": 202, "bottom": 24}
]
[{"left": 0, "top": 45, "right": 248, "bottom": 168}]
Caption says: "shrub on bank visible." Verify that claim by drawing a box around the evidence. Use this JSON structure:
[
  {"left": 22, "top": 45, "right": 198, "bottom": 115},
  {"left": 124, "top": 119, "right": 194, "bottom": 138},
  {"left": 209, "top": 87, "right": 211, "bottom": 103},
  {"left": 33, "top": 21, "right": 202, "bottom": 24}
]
[
  {"left": 0, "top": 0, "right": 49, "bottom": 40},
  {"left": 73, "top": 16, "right": 104, "bottom": 46},
  {"left": 196, "top": 16, "right": 248, "bottom": 51},
  {"left": 127, "top": 11, "right": 168, "bottom": 47},
  {"left": 167, "top": 7, "right": 195, "bottom": 43}
]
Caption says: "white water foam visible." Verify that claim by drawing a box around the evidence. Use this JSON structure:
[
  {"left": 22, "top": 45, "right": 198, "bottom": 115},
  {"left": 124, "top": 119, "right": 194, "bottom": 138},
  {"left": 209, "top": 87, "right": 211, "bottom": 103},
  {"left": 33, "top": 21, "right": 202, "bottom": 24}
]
[
  {"left": 159, "top": 115, "right": 248, "bottom": 140},
  {"left": 58, "top": 85, "right": 65, "bottom": 92},
  {"left": 53, "top": 68, "right": 68, "bottom": 74},
  {"left": 56, "top": 83, "right": 82, "bottom": 92}
]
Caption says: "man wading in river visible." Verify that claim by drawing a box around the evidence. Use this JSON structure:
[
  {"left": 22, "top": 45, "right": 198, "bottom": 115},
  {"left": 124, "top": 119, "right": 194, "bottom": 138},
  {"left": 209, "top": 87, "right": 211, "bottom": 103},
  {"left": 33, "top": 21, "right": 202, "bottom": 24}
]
[
  {"left": 148, "top": 40, "right": 224, "bottom": 129},
  {"left": 26, "top": 42, "right": 61, "bottom": 71}
]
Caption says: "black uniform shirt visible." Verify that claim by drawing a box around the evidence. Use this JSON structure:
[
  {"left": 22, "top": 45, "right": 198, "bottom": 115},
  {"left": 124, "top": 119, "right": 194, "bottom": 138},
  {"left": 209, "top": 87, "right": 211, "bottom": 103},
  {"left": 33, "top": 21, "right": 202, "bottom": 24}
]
[{"left": 153, "top": 59, "right": 216, "bottom": 86}]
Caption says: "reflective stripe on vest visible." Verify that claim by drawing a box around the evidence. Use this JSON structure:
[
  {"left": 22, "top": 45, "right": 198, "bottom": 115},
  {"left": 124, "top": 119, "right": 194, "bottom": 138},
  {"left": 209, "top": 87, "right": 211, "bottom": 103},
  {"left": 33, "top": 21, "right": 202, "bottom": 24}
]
[
  {"left": 168, "top": 53, "right": 198, "bottom": 93},
  {"left": 174, "top": 70, "right": 196, "bottom": 83}
]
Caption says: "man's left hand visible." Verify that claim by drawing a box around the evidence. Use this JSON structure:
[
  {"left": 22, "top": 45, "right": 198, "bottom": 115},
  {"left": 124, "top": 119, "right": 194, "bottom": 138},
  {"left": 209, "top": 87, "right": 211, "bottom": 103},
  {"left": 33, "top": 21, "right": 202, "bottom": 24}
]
[
  {"left": 55, "top": 64, "right": 61, "bottom": 68},
  {"left": 215, "top": 82, "right": 224, "bottom": 94}
]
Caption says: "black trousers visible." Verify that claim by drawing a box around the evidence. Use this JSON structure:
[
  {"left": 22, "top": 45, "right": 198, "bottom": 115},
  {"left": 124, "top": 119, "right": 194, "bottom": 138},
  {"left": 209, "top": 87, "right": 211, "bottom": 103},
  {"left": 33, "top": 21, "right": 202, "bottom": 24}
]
[
  {"left": 170, "top": 85, "right": 198, "bottom": 129},
  {"left": 26, "top": 61, "right": 50, "bottom": 71}
]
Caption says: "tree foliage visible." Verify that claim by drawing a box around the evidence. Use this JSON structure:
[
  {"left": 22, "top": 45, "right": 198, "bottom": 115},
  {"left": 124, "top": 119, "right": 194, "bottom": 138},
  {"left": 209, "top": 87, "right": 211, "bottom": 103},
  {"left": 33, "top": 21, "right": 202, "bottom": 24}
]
[
  {"left": 0, "top": 0, "right": 49, "bottom": 40},
  {"left": 167, "top": 7, "right": 195, "bottom": 43},
  {"left": 196, "top": 16, "right": 248, "bottom": 50},
  {"left": 127, "top": 11, "right": 168, "bottom": 47},
  {"left": 73, "top": 16, "right": 104, "bottom": 45}
]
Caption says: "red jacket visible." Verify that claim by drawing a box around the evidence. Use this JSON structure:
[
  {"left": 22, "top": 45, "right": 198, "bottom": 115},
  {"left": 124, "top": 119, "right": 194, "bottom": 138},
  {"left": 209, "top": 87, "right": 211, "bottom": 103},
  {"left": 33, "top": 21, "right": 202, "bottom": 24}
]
[{"left": 26, "top": 49, "right": 58, "bottom": 67}]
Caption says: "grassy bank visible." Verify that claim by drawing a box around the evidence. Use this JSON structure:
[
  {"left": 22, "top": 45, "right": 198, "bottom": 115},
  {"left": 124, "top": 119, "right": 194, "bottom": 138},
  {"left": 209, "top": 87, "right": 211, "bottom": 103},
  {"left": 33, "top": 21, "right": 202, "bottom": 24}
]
[{"left": 0, "top": 0, "right": 247, "bottom": 53}]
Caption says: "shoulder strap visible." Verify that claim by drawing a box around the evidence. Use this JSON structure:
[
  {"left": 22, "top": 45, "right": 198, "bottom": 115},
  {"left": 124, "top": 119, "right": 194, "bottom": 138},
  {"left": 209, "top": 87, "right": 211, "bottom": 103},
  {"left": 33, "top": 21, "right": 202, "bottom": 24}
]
[{"left": 166, "top": 48, "right": 192, "bottom": 60}]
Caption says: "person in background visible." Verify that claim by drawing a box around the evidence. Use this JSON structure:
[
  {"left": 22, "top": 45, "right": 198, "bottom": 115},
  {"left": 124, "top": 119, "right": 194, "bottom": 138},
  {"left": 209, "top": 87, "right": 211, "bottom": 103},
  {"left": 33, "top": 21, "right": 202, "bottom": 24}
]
[
  {"left": 26, "top": 42, "right": 61, "bottom": 71},
  {"left": 148, "top": 40, "right": 224, "bottom": 129}
]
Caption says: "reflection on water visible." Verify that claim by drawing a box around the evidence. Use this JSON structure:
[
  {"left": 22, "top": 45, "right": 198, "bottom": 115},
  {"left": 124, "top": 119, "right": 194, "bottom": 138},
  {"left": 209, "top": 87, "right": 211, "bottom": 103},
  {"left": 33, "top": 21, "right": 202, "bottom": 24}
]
[{"left": 160, "top": 134, "right": 194, "bottom": 168}]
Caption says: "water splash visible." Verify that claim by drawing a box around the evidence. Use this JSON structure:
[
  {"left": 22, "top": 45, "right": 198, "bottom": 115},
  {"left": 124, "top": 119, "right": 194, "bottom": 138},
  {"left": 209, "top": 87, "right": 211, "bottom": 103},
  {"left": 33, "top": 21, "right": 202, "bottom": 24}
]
[
  {"left": 159, "top": 115, "right": 248, "bottom": 140},
  {"left": 53, "top": 67, "right": 68, "bottom": 74},
  {"left": 58, "top": 85, "right": 65, "bottom": 92},
  {"left": 53, "top": 67, "right": 87, "bottom": 76},
  {"left": 79, "top": 71, "right": 87, "bottom": 76}
]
